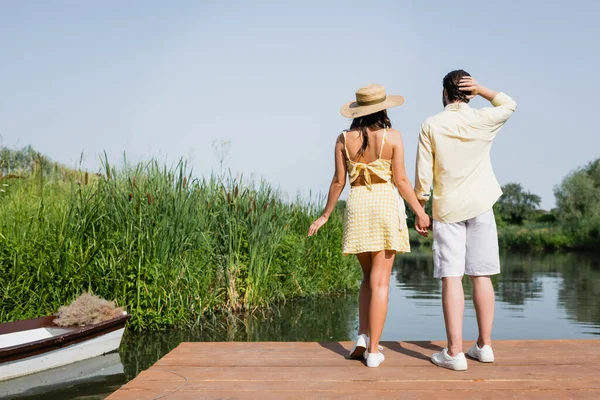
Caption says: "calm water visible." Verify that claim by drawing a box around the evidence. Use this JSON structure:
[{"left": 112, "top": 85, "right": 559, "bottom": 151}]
[{"left": 5, "top": 250, "right": 599, "bottom": 399}]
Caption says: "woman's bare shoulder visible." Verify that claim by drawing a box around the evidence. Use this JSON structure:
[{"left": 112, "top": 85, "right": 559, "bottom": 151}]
[{"left": 386, "top": 128, "right": 404, "bottom": 143}]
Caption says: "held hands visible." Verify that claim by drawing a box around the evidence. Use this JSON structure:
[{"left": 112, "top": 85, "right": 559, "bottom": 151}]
[
  {"left": 458, "top": 76, "right": 480, "bottom": 100},
  {"left": 310, "top": 212, "right": 431, "bottom": 238},
  {"left": 308, "top": 215, "right": 329, "bottom": 237},
  {"left": 415, "top": 212, "right": 431, "bottom": 237}
]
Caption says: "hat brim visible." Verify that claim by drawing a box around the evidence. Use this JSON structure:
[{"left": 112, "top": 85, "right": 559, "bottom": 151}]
[{"left": 340, "top": 95, "right": 404, "bottom": 118}]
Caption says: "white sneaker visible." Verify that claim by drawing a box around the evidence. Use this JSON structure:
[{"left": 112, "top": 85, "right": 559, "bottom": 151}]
[
  {"left": 431, "top": 348, "right": 468, "bottom": 371},
  {"left": 467, "top": 343, "right": 494, "bottom": 363},
  {"left": 363, "top": 345, "right": 384, "bottom": 360},
  {"left": 348, "top": 334, "right": 368, "bottom": 359},
  {"left": 365, "top": 351, "right": 385, "bottom": 368}
]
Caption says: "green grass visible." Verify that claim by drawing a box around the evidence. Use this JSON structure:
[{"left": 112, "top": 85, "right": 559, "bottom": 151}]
[{"left": 0, "top": 157, "right": 360, "bottom": 330}]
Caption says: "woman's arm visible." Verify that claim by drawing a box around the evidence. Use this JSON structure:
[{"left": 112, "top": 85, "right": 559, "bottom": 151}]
[
  {"left": 390, "top": 130, "right": 431, "bottom": 236},
  {"left": 308, "top": 134, "right": 347, "bottom": 236}
]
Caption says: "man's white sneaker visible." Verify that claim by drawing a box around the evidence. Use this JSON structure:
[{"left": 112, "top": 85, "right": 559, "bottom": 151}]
[
  {"left": 467, "top": 343, "right": 494, "bottom": 363},
  {"left": 365, "top": 351, "right": 385, "bottom": 368},
  {"left": 431, "top": 348, "right": 468, "bottom": 371},
  {"left": 348, "top": 334, "right": 368, "bottom": 359}
]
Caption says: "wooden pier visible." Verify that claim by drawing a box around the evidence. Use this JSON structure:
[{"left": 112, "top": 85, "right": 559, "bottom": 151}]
[{"left": 107, "top": 340, "right": 600, "bottom": 399}]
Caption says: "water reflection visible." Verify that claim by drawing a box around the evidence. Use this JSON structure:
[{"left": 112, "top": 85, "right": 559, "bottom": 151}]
[
  {"left": 392, "top": 250, "right": 600, "bottom": 339},
  {"left": 494, "top": 253, "right": 544, "bottom": 305},
  {"left": 393, "top": 251, "right": 440, "bottom": 298},
  {"left": 2, "top": 353, "right": 125, "bottom": 399},
  {"left": 557, "top": 253, "right": 600, "bottom": 328}
]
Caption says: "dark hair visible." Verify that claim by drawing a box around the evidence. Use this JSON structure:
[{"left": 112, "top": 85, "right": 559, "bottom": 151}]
[
  {"left": 349, "top": 110, "right": 391, "bottom": 158},
  {"left": 443, "top": 69, "right": 472, "bottom": 103}
]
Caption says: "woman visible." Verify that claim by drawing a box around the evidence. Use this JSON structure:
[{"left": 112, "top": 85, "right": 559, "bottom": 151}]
[{"left": 308, "top": 84, "right": 430, "bottom": 368}]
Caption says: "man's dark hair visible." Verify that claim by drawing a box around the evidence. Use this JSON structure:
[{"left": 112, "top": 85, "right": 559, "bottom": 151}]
[{"left": 443, "top": 70, "right": 472, "bottom": 103}]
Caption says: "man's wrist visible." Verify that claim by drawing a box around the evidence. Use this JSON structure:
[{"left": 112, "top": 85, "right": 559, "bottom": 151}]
[{"left": 477, "top": 85, "right": 499, "bottom": 102}]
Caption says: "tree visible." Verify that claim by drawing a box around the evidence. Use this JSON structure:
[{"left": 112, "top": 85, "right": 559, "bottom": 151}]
[
  {"left": 554, "top": 158, "right": 600, "bottom": 241},
  {"left": 494, "top": 183, "right": 541, "bottom": 225}
]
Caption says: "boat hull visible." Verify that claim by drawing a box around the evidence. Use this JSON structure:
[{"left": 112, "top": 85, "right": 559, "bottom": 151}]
[
  {"left": 0, "top": 327, "right": 125, "bottom": 381},
  {"left": 0, "top": 313, "right": 130, "bottom": 381}
]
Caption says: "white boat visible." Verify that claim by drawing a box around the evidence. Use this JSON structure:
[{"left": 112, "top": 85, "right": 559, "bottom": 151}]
[{"left": 0, "top": 312, "right": 130, "bottom": 382}]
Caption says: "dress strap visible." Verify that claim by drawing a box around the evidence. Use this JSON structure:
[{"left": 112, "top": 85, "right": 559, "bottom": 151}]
[
  {"left": 378, "top": 128, "right": 388, "bottom": 159},
  {"left": 342, "top": 130, "right": 351, "bottom": 159}
]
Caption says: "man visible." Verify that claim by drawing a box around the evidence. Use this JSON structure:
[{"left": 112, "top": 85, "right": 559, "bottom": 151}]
[{"left": 415, "top": 70, "right": 517, "bottom": 370}]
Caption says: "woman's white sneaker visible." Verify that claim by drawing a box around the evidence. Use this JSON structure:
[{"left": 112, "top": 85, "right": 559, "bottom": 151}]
[
  {"left": 348, "top": 334, "right": 368, "bottom": 359},
  {"left": 363, "top": 345, "right": 384, "bottom": 359},
  {"left": 365, "top": 351, "right": 385, "bottom": 368},
  {"left": 431, "top": 348, "right": 468, "bottom": 371},
  {"left": 467, "top": 344, "right": 494, "bottom": 363}
]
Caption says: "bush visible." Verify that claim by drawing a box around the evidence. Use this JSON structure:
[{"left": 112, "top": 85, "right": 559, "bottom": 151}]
[{"left": 497, "top": 225, "right": 572, "bottom": 251}]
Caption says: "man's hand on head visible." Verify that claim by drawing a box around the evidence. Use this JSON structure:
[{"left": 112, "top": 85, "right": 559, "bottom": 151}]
[
  {"left": 459, "top": 77, "right": 479, "bottom": 100},
  {"left": 459, "top": 77, "right": 499, "bottom": 102}
]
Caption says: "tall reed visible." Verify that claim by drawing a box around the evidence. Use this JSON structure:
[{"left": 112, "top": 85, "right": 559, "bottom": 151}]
[{"left": 0, "top": 156, "right": 359, "bottom": 330}]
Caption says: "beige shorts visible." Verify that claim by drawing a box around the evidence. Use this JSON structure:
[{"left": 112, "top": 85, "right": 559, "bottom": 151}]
[{"left": 432, "top": 209, "right": 500, "bottom": 279}]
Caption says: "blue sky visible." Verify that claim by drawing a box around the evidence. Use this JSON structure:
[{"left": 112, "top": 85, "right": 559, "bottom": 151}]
[{"left": 1, "top": 1, "right": 598, "bottom": 209}]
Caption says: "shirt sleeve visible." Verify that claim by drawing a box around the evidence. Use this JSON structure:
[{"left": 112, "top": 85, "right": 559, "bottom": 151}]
[
  {"left": 415, "top": 122, "right": 434, "bottom": 202},
  {"left": 479, "top": 92, "right": 518, "bottom": 137}
]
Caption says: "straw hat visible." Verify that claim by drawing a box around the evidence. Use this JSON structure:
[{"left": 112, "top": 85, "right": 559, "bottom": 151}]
[{"left": 340, "top": 84, "right": 404, "bottom": 118}]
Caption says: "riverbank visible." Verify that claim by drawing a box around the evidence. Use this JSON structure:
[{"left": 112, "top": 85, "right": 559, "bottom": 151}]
[
  {"left": 0, "top": 160, "right": 360, "bottom": 331},
  {"left": 409, "top": 222, "right": 597, "bottom": 252}
]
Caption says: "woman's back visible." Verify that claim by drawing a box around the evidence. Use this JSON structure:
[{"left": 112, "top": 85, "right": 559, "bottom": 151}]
[
  {"left": 344, "top": 128, "right": 393, "bottom": 164},
  {"left": 344, "top": 128, "right": 397, "bottom": 187}
]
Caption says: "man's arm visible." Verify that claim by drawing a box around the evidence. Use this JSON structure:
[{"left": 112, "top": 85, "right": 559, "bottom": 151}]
[
  {"left": 460, "top": 76, "right": 517, "bottom": 134},
  {"left": 414, "top": 122, "right": 434, "bottom": 204}
]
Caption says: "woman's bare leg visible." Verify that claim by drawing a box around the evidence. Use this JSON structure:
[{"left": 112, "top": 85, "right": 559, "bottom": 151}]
[
  {"left": 367, "top": 250, "right": 395, "bottom": 353},
  {"left": 356, "top": 252, "right": 372, "bottom": 336}
]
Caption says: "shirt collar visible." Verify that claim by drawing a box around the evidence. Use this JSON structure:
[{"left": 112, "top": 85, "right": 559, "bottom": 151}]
[{"left": 444, "top": 102, "right": 471, "bottom": 111}]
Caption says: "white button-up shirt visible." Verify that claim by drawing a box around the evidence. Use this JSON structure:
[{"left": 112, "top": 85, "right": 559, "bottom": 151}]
[{"left": 415, "top": 92, "right": 518, "bottom": 223}]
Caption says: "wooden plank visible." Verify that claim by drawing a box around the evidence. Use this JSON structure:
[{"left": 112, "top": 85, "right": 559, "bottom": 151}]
[
  {"left": 106, "top": 340, "right": 600, "bottom": 400},
  {"left": 107, "top": 389, "right": 600, "bottom": 400},
  {"left": 119, "top": 377, "right": 600, "bottom": 391},
  {"left": 126, "top": 364, "right": 600, "bottom": 382},
  {"left": 166, "top": 341, "right": 600, "bottom": 358},
  {"left": 172, "top": 339, "right": 598, "bottom": 350},
  {"left": 163, "top": 342, "right": 600, "bottom": 361},
  {"left": 156, "top": 346, "right": 600, "bottom": 366},
  {"left": 153, "top": 357, "right": 598, "bottom": 367}
]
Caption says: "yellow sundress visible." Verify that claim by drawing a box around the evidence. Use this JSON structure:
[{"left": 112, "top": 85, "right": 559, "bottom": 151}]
[{"left": 342, "top": 129, "right": 411, "bottom": 255}]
